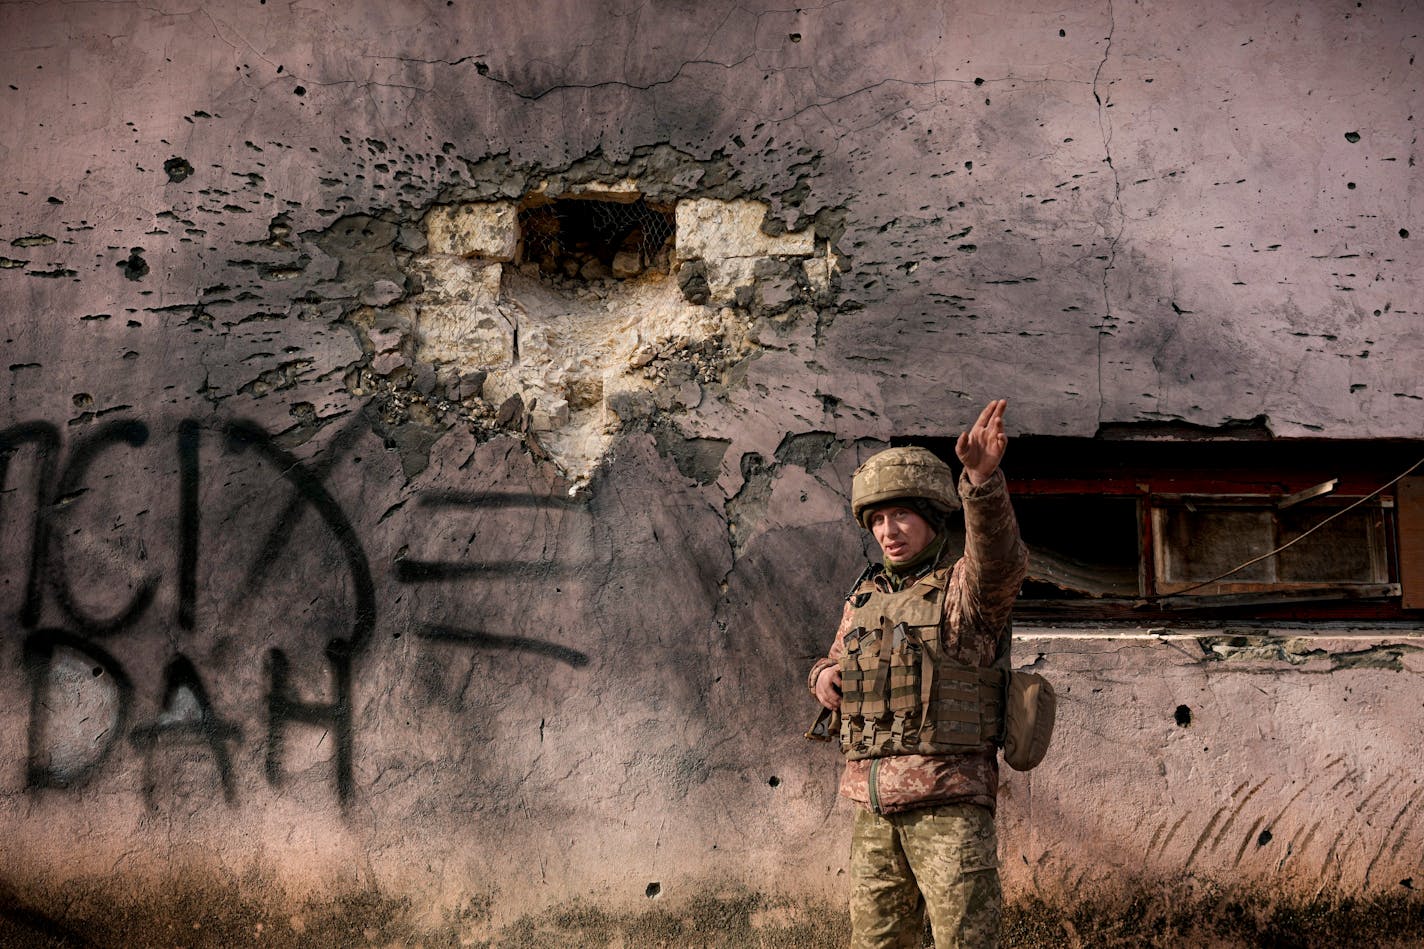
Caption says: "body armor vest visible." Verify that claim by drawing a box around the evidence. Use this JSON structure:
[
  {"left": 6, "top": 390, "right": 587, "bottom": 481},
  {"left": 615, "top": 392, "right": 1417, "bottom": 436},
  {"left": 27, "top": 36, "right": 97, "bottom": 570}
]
[{"left": 838, "top": 563, "right": 1005, "bottom": 760}]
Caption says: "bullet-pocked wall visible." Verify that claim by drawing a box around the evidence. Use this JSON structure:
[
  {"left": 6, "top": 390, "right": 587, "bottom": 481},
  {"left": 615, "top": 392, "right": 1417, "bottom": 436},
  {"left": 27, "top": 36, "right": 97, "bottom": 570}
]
[{"left": 2, "top": 1, "right": 1422, "bottom": 945}]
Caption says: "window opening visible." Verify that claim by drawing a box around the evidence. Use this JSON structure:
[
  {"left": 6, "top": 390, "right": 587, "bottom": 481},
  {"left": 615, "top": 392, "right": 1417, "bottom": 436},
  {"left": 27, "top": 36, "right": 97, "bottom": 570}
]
[
  {"left": 897, "top": 435, "right": 1424, "bottom": 622},
  {"left": 1016, "top": 496, "right": 1140, "bottom": 599},
  {"left": 517, "top": 196, "right": 675, "bottom": 280}
]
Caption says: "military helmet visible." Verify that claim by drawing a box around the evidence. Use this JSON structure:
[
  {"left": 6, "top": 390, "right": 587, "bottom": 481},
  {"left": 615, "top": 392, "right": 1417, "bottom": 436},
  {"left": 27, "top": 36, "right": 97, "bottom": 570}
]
[{"left": 851, "top": 446, "right": 960, "bottom": 528}]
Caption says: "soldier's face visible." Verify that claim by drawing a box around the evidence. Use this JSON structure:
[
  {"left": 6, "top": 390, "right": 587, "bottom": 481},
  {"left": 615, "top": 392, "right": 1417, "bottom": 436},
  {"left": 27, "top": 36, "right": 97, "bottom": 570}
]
[{"left": 868, "top": 505, "right": 935, "bottom": 564}]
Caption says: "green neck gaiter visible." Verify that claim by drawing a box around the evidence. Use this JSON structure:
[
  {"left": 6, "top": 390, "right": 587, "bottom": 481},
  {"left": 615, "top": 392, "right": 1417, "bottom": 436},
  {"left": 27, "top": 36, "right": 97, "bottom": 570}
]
[{"left": 883, "top": 532, "right": 948, "bottom": 590}]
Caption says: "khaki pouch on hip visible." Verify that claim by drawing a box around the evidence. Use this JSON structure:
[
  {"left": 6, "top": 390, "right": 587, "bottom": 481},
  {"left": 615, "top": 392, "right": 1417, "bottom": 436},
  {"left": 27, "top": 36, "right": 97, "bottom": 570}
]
[{"left": 1001, "top": 670, "right": 1056, "bottom": 771}]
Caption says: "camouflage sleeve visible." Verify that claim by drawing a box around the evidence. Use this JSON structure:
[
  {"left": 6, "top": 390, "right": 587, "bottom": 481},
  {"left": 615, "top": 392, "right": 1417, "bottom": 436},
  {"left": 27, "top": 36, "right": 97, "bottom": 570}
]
[
  {"left": 955, "top": 468, "right": 1028, "bottom": 634},
  {"left": 806, "top": 601, "right": 854, "bottom": 695}
]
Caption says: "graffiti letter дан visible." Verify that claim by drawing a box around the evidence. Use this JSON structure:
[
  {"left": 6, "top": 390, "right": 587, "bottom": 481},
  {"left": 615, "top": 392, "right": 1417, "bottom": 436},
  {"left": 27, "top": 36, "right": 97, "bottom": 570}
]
[{"left": 3, "top": 418, "right": 374, "bottom": 807}]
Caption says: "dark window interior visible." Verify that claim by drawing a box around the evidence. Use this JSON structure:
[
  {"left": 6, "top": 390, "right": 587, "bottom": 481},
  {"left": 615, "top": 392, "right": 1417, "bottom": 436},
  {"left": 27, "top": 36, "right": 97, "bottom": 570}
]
[
  {"left": 1016, "top": 496, "right": 1140, "bottom": 598},
  {"left": 516, "top": 196, "right": 675, "bottom": 279}
]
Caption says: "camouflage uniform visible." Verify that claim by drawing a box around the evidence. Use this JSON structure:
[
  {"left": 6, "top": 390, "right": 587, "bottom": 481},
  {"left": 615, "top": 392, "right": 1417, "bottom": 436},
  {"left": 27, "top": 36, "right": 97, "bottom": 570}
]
[
  {"left": 849, "top": 804, "right": 1001, "bottom": 948},
  {"left": 808, "top": 469, "right": 1026, "bottom": 948}
]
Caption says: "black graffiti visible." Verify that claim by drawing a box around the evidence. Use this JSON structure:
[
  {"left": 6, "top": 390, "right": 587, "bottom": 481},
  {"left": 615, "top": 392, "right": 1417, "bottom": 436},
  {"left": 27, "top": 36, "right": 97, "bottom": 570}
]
[
  {"left": 223, "top": 419, "right": 373, "bottom": 805},
  {"left": 221, "top": 419, "right": 375, "bottom": 657},
  {"left": 4, "top": 417, "right": 373, "bottom": 807},
  {"left": 23, "top": 628, "right": 134, "bottom": 790},
  {"left": 416, "top": 623, "right": 590, "bottom": 668},
  {"left": 397, "top": 489, "right": 591, "bottom": 665},
  {"left": 129, "top": 653, "right": 241, "bottom": 804},
  {"left": 49, "top": 419, "right": 159, "bottom": 635},
  {"left": 6, "top": 417, "right": 592, "bottom": 811},
  {"left": 177, "top": 418, "right": 200, "bottom": 630},
  {"left": 415, "top": 489, "right": 584, "bottom": 509},
  {"left": 5, "top": 419, "right": 167, "bottom": 637},
  {"left": 395, "top": 560, "right": 560, "bottom": 580},
  {"left": 239, "top": 415, "right": 365, "bottom": 598},
  {"left": 0, "top": 421, "right": 60, "bottom": 628},
  {"left": 265, "top": 647, "right": 354, "bottom": 802},
  {"left": 394, "top": 489, "right": 578, "bottom": 582}
]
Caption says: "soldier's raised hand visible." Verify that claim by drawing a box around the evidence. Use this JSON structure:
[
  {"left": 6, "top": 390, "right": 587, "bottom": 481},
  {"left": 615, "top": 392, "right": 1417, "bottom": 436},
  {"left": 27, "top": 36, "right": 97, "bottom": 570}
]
[{"left": 955, "top": 399, "right": 1009, "bottom": 485}]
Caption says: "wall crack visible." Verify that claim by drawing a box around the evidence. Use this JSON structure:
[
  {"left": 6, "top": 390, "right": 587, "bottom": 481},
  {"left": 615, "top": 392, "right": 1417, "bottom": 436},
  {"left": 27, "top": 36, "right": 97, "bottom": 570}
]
[{"left": 1092, "top": 0, "right": 1122, "bottom": 427}]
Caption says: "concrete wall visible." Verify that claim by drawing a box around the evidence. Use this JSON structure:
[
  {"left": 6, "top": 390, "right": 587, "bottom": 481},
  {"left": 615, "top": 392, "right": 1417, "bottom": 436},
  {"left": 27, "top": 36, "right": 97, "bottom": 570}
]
[{"left": 2, "top": 0, "right": 1422, "bottom": 944}]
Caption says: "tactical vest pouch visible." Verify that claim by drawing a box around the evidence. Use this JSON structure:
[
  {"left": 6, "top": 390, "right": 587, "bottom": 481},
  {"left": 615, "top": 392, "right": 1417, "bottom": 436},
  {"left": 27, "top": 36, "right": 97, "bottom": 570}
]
[
  {"left": 1000, "top": 670, "right": 1056, "bottom": 771},
  {"left": 856, "top": 631, "right": 887, "bottom": 719},
  {"left": 838, "top": 629, "right": 868, "bottom": 715},
  {"left": 839, "top": 647, "right": 1004, "bottom": 760},
  {"left": 886, "top": 624, "right": 921, "bottom": 714},
  {"left": 836, "top": 567, "right": 1007, "bottom": 761},
  {"left": 925, "top": 661, "right": 1000, "bottom": 746}
]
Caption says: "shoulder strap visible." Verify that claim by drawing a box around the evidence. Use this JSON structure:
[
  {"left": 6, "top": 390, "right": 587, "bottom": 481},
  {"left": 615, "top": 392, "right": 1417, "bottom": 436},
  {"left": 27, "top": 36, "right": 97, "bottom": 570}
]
[{"left": 844, "top": 562, "right": 880, "bottom": 601}]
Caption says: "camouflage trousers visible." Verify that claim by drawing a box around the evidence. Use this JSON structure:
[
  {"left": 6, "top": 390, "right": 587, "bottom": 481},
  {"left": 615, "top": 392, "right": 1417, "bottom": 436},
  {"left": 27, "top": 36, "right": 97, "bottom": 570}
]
[{"left": 849, "top": 803, "right": 1001, "bottom": 949}]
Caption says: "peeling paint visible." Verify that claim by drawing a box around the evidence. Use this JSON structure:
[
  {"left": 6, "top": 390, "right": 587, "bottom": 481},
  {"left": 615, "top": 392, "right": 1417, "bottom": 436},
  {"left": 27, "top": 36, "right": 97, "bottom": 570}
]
[
  {"left": 1198, "top": 635, "right": 1422, "bottom": 671},
  {"left": 298, "top": 148, "right": 840, "bottom": 485}
]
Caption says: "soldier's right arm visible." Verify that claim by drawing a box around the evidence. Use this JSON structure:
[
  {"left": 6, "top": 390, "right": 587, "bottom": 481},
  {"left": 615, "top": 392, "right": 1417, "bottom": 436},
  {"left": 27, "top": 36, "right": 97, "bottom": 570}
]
[{"left": 955, "top": 470, "right": 1028, "bottom": 634}]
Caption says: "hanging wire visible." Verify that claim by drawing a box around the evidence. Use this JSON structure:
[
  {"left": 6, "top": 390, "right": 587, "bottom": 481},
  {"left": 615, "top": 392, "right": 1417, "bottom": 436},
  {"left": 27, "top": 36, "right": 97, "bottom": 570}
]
[{"left": 1158, "top": 454, "right": 1424, "bottom": 600}]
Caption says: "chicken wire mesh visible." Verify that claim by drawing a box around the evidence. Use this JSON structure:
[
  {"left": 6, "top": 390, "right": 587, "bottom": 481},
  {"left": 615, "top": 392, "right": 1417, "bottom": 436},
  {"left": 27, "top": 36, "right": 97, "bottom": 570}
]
[{"left": 517, "top": 198, "right": 675, "bottom": 279}]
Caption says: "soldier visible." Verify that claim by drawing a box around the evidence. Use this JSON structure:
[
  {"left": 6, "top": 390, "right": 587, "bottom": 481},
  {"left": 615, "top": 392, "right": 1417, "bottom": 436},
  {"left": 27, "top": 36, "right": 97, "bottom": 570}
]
[{"left": 808, "top": 399, "right": 1028, "bottom": 948}]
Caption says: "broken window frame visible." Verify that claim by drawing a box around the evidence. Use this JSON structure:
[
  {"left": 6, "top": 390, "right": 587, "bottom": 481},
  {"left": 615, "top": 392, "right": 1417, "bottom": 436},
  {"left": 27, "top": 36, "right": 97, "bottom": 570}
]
[{"left": 1149, "top": 493, "right": 1394, "bottom": 595}]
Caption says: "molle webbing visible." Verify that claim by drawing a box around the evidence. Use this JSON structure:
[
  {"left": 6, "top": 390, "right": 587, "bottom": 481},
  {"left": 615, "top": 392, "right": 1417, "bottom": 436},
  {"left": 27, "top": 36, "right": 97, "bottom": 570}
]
[
  {"left": 839, "top": 643, "right": 1004, "bottom": 760},
  {"left": 837, "top": 564, "right": 1005, "bottom": 760}
]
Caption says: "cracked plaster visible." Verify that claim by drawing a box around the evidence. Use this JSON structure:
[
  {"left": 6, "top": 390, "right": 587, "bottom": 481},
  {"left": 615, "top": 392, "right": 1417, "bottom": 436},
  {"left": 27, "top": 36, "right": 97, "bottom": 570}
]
[
  {"left": 3, "top": 0, "right": 1424, "bottom": 942},
  {"left": 338, "top": 190, "right": 833, "bottom": 485}
]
